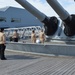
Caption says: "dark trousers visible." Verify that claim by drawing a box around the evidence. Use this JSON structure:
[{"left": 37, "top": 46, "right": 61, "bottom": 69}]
[
  {"left": 13, "top": 38, "right": 18, "bottom": 42},
  {"left": 0, "top": 44, "right": 6, "bottom": 59}
]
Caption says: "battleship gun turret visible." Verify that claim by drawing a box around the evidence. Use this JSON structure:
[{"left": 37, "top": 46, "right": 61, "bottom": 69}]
[
  {"left": 46, "top": 0, "right": 75, "bottom": 37},
  {"left": 15, "top": 0, "right": 59, "bottom": 36}
]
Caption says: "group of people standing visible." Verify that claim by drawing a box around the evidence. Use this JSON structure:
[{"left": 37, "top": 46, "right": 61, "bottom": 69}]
[
  {"left": 12, "top": 29, "right": 45, "bottom": 44},
  {"left": 0, "top": 28, "right": 45, "bottom": 60},
  {"left": 31, "top": 29, "right": 45, "bottom": 43}
]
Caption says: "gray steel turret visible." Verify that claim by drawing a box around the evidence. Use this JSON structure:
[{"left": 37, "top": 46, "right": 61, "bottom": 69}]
[
  {"left": 46, "top": 0, "right": 75, "bottom": 37},
  {"left": 15, "top": 0, "right": 59, "bottom": 36}
]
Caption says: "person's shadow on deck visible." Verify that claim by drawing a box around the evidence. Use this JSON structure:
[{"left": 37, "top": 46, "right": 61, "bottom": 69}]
[{"left": 6, "top": 54, "right": 40, "bottom": 60}]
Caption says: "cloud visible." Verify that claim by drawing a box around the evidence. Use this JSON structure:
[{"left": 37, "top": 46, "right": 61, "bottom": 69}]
[
  {"left": 59, "top": 0, "right": 75, "bottom": 15},
  {"left": 26, "top": 0, "right": 75, "bottom": 17},
  {"left": 0, "top": 0, "right": 75, "bottom": 17}
]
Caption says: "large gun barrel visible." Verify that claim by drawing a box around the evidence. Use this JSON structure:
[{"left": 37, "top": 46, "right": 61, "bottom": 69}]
[
  {"left": 15, "top": 0, "right": 59, "bottom": 36},
  {"left": 46, "top": 0, "right": 75, "bottom": 36}
]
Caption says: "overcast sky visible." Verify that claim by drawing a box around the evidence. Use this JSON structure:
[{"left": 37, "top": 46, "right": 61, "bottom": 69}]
[{"left": 0, "top": 0, "right": 75, "bottom": 17}]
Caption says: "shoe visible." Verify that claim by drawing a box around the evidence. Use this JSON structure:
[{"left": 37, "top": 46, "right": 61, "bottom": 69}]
[{"left": 1, "top": 58, "right": 7, "bottom": 60}]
